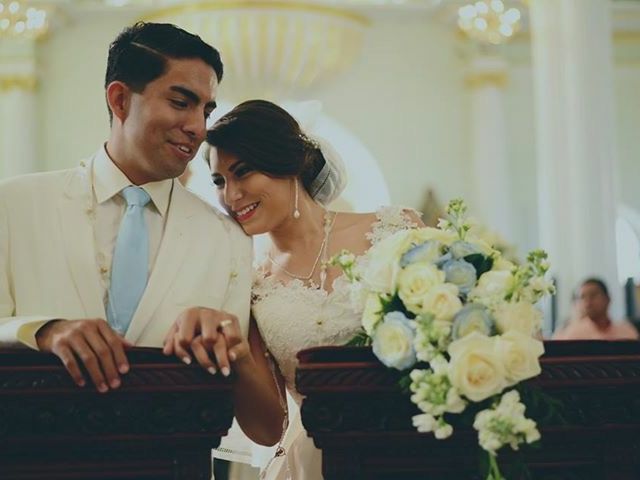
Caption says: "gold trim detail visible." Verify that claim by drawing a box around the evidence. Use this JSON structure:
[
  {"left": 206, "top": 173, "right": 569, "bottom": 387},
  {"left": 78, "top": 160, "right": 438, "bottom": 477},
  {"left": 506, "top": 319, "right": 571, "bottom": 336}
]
[
  {"left": 0, "top": 75, "right": 37, "bottom": 92},
  {"left": 143, "top": 0, "right": 370, "bottom": 26},
  {"left": 465, "top": 72, "right": 508, "bottom": 89},
  {"left": 510, "top": 29, "right": 640, "bottom": 45}
]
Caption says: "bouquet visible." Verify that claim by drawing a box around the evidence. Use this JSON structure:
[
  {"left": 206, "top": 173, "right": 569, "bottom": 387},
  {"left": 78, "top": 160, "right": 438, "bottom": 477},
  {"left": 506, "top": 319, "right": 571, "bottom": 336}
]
[{"left": 333, "top": 199, "right": 555, "bottom": 480}]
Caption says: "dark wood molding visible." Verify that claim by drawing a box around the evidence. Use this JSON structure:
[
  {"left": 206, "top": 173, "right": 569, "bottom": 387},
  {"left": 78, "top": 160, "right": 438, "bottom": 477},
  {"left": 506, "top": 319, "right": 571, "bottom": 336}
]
[
  {"left": 297, "top": 341, "right": 640, "bottom": 479},
  {"left": 0, "top": 347, "right": 234, "bottom": 480}
]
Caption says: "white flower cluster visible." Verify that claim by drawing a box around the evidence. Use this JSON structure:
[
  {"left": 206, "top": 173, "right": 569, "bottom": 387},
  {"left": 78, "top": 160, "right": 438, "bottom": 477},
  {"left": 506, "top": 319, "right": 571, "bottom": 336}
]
[
  {"left": 334, "top": 199, "right": 553, "bottom": 472},
  {"left": 413, "top": 315, "right": 452, "bottom": 362},
  {"left": 473, "top": 390, "right": 541, "bottom": 455},
  {"left": 410, "top": 356, "right": 465, "bottom": 439}
]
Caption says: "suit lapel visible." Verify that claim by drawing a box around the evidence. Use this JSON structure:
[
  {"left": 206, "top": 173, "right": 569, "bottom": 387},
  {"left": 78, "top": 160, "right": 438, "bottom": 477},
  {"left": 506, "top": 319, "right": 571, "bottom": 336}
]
[
  {"left": 58, "top": 158, "right": 106, "bottom": 319},
  {"left": 125, "top": 182, "right": 195, "bottom": 343}
]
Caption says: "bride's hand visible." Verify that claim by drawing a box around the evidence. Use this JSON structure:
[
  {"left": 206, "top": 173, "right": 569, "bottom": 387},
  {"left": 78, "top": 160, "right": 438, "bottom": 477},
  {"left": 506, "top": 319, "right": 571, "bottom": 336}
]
[{"left": 162, "top": 307, "right": 251, "bottom": 376}]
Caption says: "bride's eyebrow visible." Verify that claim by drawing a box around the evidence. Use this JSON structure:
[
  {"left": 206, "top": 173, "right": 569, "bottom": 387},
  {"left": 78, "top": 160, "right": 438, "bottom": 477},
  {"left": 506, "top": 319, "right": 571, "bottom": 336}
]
[{"left": 228, "top": 161, "right": 244, "bottom": 173}]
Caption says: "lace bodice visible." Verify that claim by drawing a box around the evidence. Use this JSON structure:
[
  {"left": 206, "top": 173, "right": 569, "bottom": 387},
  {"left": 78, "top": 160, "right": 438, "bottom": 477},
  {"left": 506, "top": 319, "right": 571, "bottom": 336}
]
[{"left": 252, "top": 206, "right": 418, "bottom": 403}]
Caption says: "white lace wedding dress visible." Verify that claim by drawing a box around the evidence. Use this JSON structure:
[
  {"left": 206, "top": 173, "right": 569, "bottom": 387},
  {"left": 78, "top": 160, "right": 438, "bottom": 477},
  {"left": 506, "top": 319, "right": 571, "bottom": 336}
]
[{"left": 251, "top": 206, "right": 418, "bottom": 480}]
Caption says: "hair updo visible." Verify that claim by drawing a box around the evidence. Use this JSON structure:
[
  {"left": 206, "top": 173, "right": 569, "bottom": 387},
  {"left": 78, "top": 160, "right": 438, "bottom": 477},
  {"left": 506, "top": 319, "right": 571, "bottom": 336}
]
[{"left": 205, "top": 100, "right": 326, "bottom": 193}]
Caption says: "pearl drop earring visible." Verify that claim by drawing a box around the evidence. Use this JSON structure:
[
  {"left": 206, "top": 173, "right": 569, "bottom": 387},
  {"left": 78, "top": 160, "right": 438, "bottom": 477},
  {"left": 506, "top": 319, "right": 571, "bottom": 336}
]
[{"left": 293, "top": 180, "right": 301, "bottom": 219}]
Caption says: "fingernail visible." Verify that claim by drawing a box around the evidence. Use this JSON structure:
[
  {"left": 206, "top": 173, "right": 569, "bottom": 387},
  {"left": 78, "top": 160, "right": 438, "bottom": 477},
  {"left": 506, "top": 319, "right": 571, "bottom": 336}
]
[
  {"left": 229, "top": 352, "right": 237, "bottom": 361},
  {"left": 78, "top": 380, "right": 86, "bottom": 387},
  {"left": 221, "top": 367, "right": 230, "bottom": 377},
  {"left": 182, "top": 356, "right": 192, "bottom": 365},
  {"left": 98, "top": 383, "right": 108, "bottom": 393},
  {"left": 110, "top": 378, "right": 121, "bottom": 389},
  {"left": 207, "top": 367, "right": 217, "bottom": 375},
  {"left": 119, "top": 364, "right": 129, "bottom": 374}
]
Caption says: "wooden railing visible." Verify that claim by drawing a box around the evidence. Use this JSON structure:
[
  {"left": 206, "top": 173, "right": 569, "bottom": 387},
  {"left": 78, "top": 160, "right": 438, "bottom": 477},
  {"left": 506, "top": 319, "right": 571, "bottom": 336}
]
[
  {"left": 297, "top": 341, "right": 640, "bottom": 480},
  {"left": 0, "top": 347, "right": 234, "bottom": 480}
]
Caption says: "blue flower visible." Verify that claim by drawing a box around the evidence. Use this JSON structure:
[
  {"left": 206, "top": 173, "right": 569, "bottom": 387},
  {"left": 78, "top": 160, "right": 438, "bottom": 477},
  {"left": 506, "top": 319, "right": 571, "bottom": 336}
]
[
  {"left": 400, "top": 241, "right": 442, "bottom": 268},
  {"left": 451, "top": 304, "right": 496, "bottom": 340},
  {"left": 435, "top": 251, "right": 452, "bottom": 267},
  {"left": 372, "top": 312, "right": 417, "bottom": 370},
  {"left": 449, "top": 241, "right": 481, "bottom": 259},
  {"left": 442, "top": 259, "right": 477, "bottom": 295}
]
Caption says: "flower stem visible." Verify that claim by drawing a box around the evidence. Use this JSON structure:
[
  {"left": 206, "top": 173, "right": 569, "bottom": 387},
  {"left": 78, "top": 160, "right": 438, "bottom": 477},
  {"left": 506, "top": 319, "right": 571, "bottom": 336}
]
[{"left": 486, "top": 453, "right": 506, "bottom": 480}]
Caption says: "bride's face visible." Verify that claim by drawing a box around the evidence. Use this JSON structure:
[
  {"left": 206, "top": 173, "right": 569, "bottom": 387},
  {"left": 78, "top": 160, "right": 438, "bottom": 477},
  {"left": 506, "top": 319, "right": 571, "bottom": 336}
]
[{"left": 210, "top": 148, "right": 292, "bottom": 235}]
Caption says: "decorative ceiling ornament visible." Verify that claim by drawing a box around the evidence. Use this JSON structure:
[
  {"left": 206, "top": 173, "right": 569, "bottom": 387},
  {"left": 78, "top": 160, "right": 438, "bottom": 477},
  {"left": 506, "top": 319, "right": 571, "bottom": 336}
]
[
  {"left": 457, "top": 0, "right": 522, "bottom": 45},
  {"left": 0, "top": 0, "right": 49, "bottom": 39},
  {"left": 144, "top": 0, "right": 369, "bottom": 100}
]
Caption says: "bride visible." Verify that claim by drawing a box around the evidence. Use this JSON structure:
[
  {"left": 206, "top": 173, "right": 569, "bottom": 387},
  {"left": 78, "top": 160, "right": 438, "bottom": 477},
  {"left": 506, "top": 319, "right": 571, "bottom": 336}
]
[{"left": 203, "top": 99, "right": 424, "bottom": 478}]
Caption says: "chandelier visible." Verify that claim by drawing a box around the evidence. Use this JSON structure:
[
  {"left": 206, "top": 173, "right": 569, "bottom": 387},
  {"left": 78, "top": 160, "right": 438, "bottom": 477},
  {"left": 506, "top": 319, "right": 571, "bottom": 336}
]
[
  {"left": 144, "top": 1, "right": 369, "bottom": 100},
  {"left": 457, "top": 0, "right": 521, "bottom": 45},
  {"left": 0, "top": 0, "right": 48, "bottom": 39}
]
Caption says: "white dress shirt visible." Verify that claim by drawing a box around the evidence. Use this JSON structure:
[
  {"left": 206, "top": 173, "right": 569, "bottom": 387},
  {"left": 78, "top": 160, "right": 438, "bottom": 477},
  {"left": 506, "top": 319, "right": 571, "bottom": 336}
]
[{"left": 92, "top": 145, "right": 173, "bottom": 307}]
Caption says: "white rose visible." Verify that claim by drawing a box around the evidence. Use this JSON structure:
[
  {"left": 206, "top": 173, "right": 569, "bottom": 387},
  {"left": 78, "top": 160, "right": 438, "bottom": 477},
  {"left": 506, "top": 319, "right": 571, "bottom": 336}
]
[
  {"left": 496, "top": 331, "right": 544, "bottom": 385},
  {"left": 410, "top": 227, "right": 458, "bottom": 247},
  {"left": 363, "top": 230, "right": 412, "bottom": 293},
  {"left": 463, "top": 234, "right": 495, "bottom": 256},
  {"left": 362, "top": 293, "right": 384, "bottom": 335},
  {"left": 493, "top": 301, "right": 542, "bottom": 336},
  {"left": 469, "top": 270, "right": 515, "bottom": 304},
  {"left": 368, "top": 229, "right": 416, "bottom": 262},
  {"left": 363, "top": 257, "right": 401, "bottom": 294},
  {"left": 397, "top": 263, "right": 445, "bottom": 314},
  {"left": 372, "top": 312, "right": 416, "bottom": 370},
  {"left": 421, "top": 283, "right": 463, "bottom": 321},
  {"left": 492, "top": 257, "right": 516, "bottom": 272},
  {"left": 448, "top": 332, "right": 507, "bottom": 402}
]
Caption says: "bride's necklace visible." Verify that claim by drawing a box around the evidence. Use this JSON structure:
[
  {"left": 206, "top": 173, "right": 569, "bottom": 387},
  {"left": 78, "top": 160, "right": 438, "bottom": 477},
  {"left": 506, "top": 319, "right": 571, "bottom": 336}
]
[{"left": 267, "top": 210, "right": 338, "bottom": 282}]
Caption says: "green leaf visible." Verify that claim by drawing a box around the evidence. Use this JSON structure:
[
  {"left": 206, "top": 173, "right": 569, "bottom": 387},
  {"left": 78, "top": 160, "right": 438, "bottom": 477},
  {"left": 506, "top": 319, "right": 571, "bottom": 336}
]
[
  {"left": 398, "top": 374, "right": 412, "bottom": 394},
  {"left": 381, "top": 293, "right": 415, "bottom": 319},
  {"left": 516, "top": 384, "right": 568, "bottom": 426},
  {"left": 344, "top": 329, "right": 372, "bottom": 347},
  {"left": 464, "top": 253, "right": 494, "bottom": 277}
]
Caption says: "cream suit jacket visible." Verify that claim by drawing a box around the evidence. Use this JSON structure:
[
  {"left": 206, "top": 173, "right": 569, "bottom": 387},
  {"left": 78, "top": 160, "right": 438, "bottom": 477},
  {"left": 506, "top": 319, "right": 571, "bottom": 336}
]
[{"left": 0, "top": 154, "right": 252, "bottom": 349}]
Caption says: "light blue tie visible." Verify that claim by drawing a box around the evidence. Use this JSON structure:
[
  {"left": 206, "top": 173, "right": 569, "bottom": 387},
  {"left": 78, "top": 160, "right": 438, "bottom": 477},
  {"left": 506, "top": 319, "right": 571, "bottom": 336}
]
[{"left": 107, "top": 186, "right": 151, "bottom": 335}]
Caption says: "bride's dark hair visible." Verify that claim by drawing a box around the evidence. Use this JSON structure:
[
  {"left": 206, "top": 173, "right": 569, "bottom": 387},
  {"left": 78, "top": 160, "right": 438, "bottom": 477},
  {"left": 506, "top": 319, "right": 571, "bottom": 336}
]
[{"left": 205, "top": 100, "right": 326, "bottom": 193}]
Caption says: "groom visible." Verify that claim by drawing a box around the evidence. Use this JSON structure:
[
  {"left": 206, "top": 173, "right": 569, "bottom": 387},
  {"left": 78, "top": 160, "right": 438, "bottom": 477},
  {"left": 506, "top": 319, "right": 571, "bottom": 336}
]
[{"left": 0, "top": 22, "right": 252, "bottom": 392}]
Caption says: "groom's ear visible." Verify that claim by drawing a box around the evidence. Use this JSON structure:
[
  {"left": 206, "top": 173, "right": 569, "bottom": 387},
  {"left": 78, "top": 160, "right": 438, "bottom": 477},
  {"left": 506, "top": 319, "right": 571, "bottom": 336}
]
[{"left": 106, "top": 81, "right": 132, "bottom": 124}]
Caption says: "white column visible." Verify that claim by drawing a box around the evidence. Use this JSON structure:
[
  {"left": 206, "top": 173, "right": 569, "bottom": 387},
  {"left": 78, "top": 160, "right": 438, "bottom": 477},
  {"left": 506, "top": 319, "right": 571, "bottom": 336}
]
[
  {"left": 0, "top": 38, "right": 39, "bottom": 178},
  {"left": 466, "top": 55, "right": 512, "bottom": 242},
  {"left": 530, "top": 0, "right": 621, "bottom": 325}
]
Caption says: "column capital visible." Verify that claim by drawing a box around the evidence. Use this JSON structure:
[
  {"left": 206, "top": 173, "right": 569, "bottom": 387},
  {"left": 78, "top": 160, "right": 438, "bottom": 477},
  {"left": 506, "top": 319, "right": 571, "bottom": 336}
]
[
  {"left": 465, "top": 55, "right": 509, "bottom": 89},
  {"left": 0, "top": 75, "right": 37, "bottom": 92},
  {"left": 0, "top": 37, "right": 38, "bottom": 92}
]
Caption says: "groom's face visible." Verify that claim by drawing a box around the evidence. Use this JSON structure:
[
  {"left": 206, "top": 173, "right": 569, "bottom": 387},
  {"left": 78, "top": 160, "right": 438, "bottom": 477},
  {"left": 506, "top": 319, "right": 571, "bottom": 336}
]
[{"left": 122, "top": 57, "right": 218, "bottom": 183}]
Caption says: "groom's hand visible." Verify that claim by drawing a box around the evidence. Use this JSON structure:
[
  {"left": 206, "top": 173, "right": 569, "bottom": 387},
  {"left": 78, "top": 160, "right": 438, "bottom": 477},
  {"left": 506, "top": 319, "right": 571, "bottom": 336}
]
[
  {"left": 163, "top": 307, "right": 250, "bottom": 376},
  {"left": 36, "top": 319, "right": 131, "bottom": 393}
]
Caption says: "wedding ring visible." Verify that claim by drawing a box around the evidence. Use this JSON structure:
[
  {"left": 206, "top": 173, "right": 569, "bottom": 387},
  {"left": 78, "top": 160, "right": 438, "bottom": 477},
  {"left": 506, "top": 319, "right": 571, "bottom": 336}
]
[{"left": 219, "top": 319, "right": 233, "bottom": 329}]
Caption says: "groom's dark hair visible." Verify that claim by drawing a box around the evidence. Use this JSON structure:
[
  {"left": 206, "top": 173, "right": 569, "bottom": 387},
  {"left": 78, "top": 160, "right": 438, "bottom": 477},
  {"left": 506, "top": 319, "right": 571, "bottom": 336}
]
[{"left": 104, "top": 21, "right": 223, "bottom": 124}]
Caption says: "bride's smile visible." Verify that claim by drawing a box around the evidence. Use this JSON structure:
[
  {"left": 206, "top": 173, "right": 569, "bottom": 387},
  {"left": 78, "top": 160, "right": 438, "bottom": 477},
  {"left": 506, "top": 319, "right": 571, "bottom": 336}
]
[{"left": 233, "top": 201, "right": 260, "bottom": 223}]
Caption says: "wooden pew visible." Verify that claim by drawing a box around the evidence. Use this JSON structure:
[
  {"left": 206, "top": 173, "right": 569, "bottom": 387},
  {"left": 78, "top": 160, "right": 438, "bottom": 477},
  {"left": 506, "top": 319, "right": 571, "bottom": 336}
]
[
  {"left": 297, "top": 341, "right": 640, "bottom": 480},
  {"left": 0, "top": 347, "right": 233, "bottom": 480}
]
